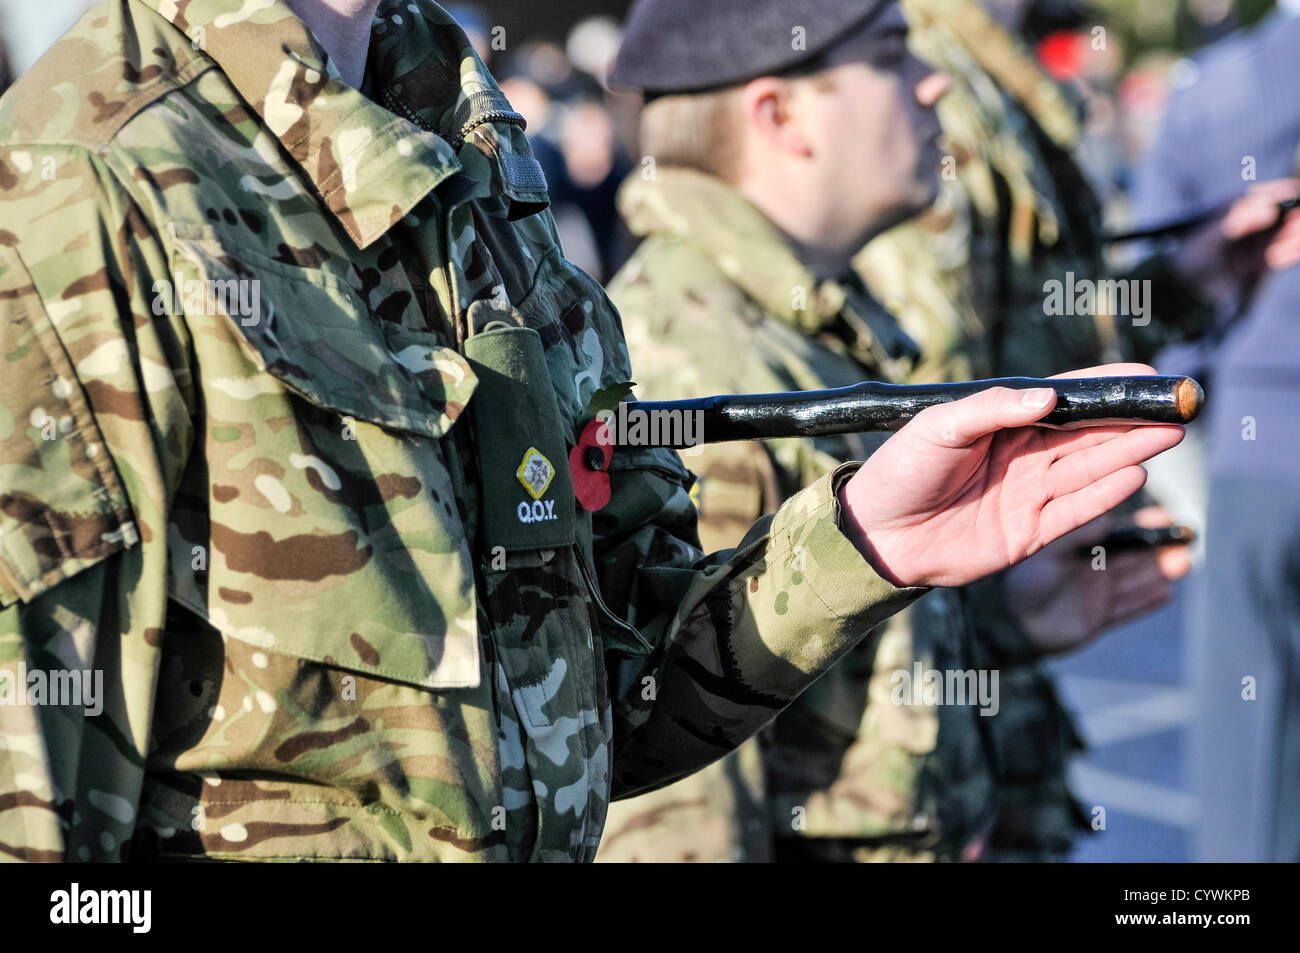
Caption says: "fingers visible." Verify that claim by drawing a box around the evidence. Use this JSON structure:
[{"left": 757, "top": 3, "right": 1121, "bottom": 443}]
[
  {"left": 1038, "top": 465, "right": 1149, "bottom": 547},
  {"left": 1043, "top": 424, "right": 1148, "bottom": 461},
  {"left": 1110, "top": 556, "right": 1174, "bottom": 619},
  {"left": 1049, "top": 362, "right": 1157, "bottom": 380},
  {"left": 1156, "top": 545, "right": 1193, "bottom": 580},
  {"left": 1222, "top": 178, "right": 1300, "bottom": 239},
  {"left": 1056, "top": 509, "right": 1118, "bottom": 549},
  {"left": 1045, "top": 426, "right": 1184, "bottom": 499},
  {"left": 911, "top": 366, "right": 1173, "bottom": 450},
  {"left": 1046, "top": 424, "right": 1185, "bottom": 464},
  {"left": 1106, "top": 550, "right": 1175, "bottom": 592},
  {"left": 1132, "top": 505, "right": 1173, "bottom": 528},
  {"left": 911, "top": 385, "right": 1057, "bottom": 447},
  {"left": 1224, "top": 197, "right": 1282, "bottom": 239},
  {"left": 1067, "top": 550, "right": 1176, "bottom": 638},
  {"left": 1106, "top": 578, "right": 1174, "bottom": 630},
  {"left": 1265, "top": 210, "right": 1300, "bottom": 269},
  {"left": 1248, "top": 178, "right": 1300, "bottom": 202},
  {"left": 1223, "top": 178, "right": 1300, "bottom": 239},
  {"left": 1130, "top": 506, "right": 1194, "bottom": 580}
]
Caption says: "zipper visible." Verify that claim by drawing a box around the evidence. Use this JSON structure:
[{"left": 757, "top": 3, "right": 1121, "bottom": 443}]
[
  {"left": 453, "top": 110, "right": 527, "bottom": 152},
  {"left": 573, "top": 547, "right": 653, "bottom": 658},
  {"left": 381, "top": 87, "right": 435, "bottom": 132},
  {"left": 381, "top": 86, "right": 526, "bottom": 152}
]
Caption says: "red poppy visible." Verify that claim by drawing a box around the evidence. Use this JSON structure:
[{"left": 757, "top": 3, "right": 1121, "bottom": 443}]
[
  {"left": 570, "top": 417, "right": 613, "bottom": 511},
  {"left": 1037, "top": 30, "right": 1084, "bottom": 81}
]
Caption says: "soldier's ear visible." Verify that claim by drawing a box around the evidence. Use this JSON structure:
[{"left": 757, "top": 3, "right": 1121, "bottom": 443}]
[{"left": 741, "top": 77, "right": 813, "bottom": 159}]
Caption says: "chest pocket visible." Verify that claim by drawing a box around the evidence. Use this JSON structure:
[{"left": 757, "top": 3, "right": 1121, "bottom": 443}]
[{"left": 167, "top": 228, "right": 484, "bottom": 690}]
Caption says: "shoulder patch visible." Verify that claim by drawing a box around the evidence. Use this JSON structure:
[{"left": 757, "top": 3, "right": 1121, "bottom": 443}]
[{"left": 516, "top": 447, "right": 556, "bottom": 500}]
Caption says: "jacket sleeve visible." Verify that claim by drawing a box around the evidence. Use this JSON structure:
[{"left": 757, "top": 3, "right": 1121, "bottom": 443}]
[
  {"left": 593, "top": 437, "right": 928, "bottom": 798},
  {"left": 0, "top": 147, "right": 192, "bottom": 861}
]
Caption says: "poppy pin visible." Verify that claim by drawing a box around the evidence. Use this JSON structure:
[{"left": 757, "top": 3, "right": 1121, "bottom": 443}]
[
  {"left": 571, "top": 381, "right": 635, "bottom": 512},
  {"left": 570, "top": 417, "right": 613, "bottom": 511}
]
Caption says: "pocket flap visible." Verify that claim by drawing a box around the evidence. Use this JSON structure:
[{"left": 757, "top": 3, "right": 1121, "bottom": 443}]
[
  {"left": 0, "top": 247, "right": 140, "bottom": 607},
  {"left": 170, "top": 229, "right": 476, "bottom": 439}
]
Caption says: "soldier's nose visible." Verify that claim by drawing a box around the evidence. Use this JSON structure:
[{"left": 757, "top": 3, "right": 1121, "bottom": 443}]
[{"left": 915, "top": 71, "right": 951, "bottom": 107}]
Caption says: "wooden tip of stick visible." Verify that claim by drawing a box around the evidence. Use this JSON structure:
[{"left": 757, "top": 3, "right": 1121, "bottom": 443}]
[{"left": 1176, "top": 377, "right": 1205, "bottom": 423}]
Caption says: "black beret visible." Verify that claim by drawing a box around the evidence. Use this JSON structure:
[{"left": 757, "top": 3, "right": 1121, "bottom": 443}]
[{"left": 611, "top": 0, "right": 892, "bottom": 95}]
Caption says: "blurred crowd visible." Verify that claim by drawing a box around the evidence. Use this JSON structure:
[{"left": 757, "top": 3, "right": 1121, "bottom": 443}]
[{"left": 414, "top": 0, "right": 1288, "bottom": 284}]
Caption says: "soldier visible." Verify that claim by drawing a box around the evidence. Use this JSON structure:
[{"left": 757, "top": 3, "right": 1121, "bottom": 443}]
[
  {"left": 597, "top": 0, "right": 1187, "bottom": 863},
  {"left": 0, "top": 0, "right": 1181, "bottom": 863}
]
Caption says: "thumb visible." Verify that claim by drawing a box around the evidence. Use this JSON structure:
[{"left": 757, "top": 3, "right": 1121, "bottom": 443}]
[{"left": 914, "top": 386, "right": 1058, "bottom": 448}]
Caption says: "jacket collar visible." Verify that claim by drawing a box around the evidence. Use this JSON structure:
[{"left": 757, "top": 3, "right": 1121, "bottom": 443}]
[
  {"left": 618, "top": 166, "right": 854, "bottom": 333},
  {"left": 139, "top": 0, "right": 540, "bottom": 248},
  {"left": 619, "top": 166, "right": 921, "bottom": 367}
]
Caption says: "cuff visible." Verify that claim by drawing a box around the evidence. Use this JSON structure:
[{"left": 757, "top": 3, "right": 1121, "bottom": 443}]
[{"left": 743, "top": 463, "right": 931, "bottom": 696}]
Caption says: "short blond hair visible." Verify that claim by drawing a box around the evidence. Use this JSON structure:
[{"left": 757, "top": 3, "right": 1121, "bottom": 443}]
[
  {"left": 638, "top": 86, "right": 746, "bottom": 182},
  {"left": 638, "top": 70, "right": 839, "bottom": 183}
]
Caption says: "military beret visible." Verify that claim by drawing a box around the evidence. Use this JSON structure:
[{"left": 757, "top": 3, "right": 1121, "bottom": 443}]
[{"left": 611, "top": 0, "right": 893, "bottom": 95}]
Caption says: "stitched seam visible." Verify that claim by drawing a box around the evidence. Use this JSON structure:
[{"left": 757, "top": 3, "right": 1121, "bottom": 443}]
[
  {"left": 20, "top": 296, "right": 134, "bottom": 532},
  {"left": 0, "top": 254, "right": 136, "bottom": 597}
]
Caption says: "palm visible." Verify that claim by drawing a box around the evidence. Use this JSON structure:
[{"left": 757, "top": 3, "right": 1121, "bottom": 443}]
[
  {"left": 874, "top": 428, "right": 1061, "bottom": 573},
  {"left": 842, "top": 376, "right": 1185, "bottom": 589}
]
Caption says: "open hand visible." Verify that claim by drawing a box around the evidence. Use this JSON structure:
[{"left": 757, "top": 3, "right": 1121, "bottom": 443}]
[
  {"left": 837, "top": 364, "right": 1185, "bottom": 589},
  {"left": 1004, "top": 505, "right": 1194, "bottom": 656}
]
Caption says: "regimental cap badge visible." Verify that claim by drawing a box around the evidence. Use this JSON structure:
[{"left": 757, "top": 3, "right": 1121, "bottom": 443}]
[{"left": 516, "top": 447, "right": 555, "bottom": 500}]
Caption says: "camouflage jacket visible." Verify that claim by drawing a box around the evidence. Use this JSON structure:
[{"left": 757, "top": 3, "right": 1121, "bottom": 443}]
[
  {"left": 0, "top": 0, "right": 925, "bottom": 863},
  {"left": 597, "top": 167, "right": 1000, "bottom": 862}
]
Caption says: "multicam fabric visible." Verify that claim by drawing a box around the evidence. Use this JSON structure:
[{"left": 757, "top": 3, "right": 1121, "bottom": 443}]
[
  {"left": 597, "top": 167, "right": 999, "bottom": 863},
  {"left": 0, "top": 0, "right": 926, "bottom": 863}
]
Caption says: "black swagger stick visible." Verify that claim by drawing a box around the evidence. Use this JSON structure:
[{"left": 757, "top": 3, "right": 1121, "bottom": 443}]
[{"left": 618, "top": 376, "right": 1204, "bottom": 450}]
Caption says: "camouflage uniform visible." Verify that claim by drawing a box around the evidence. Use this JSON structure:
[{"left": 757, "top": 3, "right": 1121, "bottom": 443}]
[
  {"left": 597, "top": 167, "right": 1001, "bottom": 863},
  {"left": 855, "top": 0, "right": 1117, "bottom": 860},
  {"left": 0, "top": 0, "right": 927, "bottom": 863}
]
